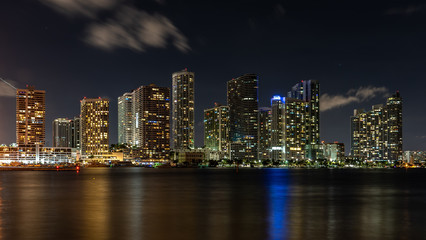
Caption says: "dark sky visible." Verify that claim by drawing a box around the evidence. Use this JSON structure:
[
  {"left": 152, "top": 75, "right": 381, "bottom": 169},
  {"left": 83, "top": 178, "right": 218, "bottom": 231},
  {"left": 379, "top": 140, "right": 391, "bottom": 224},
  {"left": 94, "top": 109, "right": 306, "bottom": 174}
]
[{"left": 0, "top": 0, "right": 425, "bottom": 153}]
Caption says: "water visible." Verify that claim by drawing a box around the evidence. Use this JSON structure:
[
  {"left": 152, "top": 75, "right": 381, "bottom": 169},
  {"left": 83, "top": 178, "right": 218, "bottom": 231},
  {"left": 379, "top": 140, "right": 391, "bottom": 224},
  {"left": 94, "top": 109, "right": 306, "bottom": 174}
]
[{"left": 0, "top": 168, "right": 425, "bottom": 240}]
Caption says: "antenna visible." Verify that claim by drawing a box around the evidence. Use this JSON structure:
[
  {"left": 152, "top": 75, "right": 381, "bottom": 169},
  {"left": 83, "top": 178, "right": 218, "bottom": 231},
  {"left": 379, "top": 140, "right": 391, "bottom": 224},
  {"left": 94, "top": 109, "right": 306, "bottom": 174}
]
[{"left": 0, "top": 77, "right": 17, "bottom": 90}]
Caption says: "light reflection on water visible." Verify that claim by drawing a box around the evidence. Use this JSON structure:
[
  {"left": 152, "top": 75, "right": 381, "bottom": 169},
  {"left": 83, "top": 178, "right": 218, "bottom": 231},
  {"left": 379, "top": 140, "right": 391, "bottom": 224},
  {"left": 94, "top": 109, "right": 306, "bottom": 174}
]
[{"left": 0, "top": 168, "right": 425, "bottom": 240}]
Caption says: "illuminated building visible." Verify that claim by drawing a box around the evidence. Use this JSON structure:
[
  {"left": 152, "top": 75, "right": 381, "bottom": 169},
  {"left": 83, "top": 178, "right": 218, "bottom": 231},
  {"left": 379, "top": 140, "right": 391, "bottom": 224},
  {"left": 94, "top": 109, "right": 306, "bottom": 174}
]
[
  {"left": 133, "top": 84, "right": 170, "bottom": 160},
  {"left": 351, "top": 91, "right": 402, "bottom": 161},
  {"left": 16, "top": 86, "right": 46, "bottom": 147},
  {"left": 0, "top": 146, "right": 72, "bottom": 164},
  {"left": 80, "top": 98, "right": 109, "bottom": 156},
  {"left": 52, "top": 118, "right": 72, "bottom": 147},
  {"left": 204, "top": 103, "right": 229, "bottom": 152},
  {"left": 118, "top": 92, "right": 134, "bottom": 145},
  {"left": 258, "top": 107, "right": 271, "bottom": 160},
  {"left": 71, "top": 117, "right": 81, "bottom": 149},
  {"left": 288, "top": 80, "right": 320, "bottom": 145},
  {"left": 270, "top": 96, "right": 307, "bottom": 161},
  {"left": 172, "top": 68, "right": 195, "bottom": 149},
  {"left": 227, "top": 74, "right": 258, "bottom": 161},
  {"left": 323, "top": 142, "right": 345, "bottom": 162}
]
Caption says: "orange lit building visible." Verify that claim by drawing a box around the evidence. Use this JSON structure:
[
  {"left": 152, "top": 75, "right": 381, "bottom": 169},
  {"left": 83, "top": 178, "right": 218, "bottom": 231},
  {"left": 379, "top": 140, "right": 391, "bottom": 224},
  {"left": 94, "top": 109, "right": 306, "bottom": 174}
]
[{"left": 16, "top": 86, "right": 46, "bottom": 147}]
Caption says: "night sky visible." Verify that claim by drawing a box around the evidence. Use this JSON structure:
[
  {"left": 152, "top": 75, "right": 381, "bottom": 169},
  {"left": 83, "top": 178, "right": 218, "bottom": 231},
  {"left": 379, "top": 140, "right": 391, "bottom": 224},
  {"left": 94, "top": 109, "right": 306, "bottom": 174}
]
[{"left": 0, "top": 0, "right": 425, "bottom": 152}]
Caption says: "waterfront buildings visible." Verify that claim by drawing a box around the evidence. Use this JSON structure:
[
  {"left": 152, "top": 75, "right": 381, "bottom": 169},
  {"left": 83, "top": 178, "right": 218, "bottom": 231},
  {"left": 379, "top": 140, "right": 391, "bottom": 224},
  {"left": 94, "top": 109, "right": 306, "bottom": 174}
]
[
  {"left": 132, "top": 84, "right": 170, "bottom": 161},
  {"left": 258, "top": 107, "right": 271, "bottom": 161},
  {"left": 270, "top": 96, "right": 307, "bottom": 161},
  {"left": 323, "top": 142, "right": 345, "bottom": 162},
  {"left": 52, "top": 118, "right": 72, "bottom": 147},
  {"left": 288, "top": 80, "right": 320, "bottom": 146},
  {"left": 16, "top": 86, "right": 46, "bottom": 147},
  {"left": 227, "top": 74, "right": 259, "bottom": 161},
  {"left": 80, "top": 98, "right": 109, "bottom": 156},
  {"left": 350, "top": 91, "right": 402, "bottom": 161},
  {"left": 118, "top": 92, "right": 134, "bottom": 145},
  {"left": 52, "top": 117, "right": 81, "bottom": 148},
  {"left": 0, "top": 145, "right": 73, "bottom": 163},
  {"left": 71, "top": 117, "right": 81, "bottom": 149},
  {"left": 204, "top": 103, "right": 229, "bottom": 152},
  {"left": 171, "top": 69, "right": 195, "bottom": 149}
]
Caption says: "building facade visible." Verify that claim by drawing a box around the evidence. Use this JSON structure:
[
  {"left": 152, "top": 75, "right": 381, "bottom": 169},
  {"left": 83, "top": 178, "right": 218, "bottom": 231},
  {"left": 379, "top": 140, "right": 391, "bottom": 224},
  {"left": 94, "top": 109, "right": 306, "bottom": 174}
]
[
  {"left": 171, "top": 69, "right": 195, "bottom": 149},
  {"left": 351, "top": 91, "right": 402, "bottom": 161},
  {"left": 204, "top": 104, "right": 229, "bottom": 152},
  {"left": 287, "top": 80, "right": 320, "bottom": 145},
  {"left": 80, "top": 98, "right": 109, "bottom": 156},
  {"left": 227, "top": 74, "right": 258, "bottom": 161},
  {"left": 258, "top": 107, "right": 271, "bottom": 161},
  {"left": 270, "top": 96, "right": 307, "bottom": 161},
  {"left": 133, "top": 84, "right": 170, "bottom": 160},
  {"left": 52, "top": 118, "right": 72, "bottom": 147},
  {"left": 16, "top": 86, "right": 46, "bottom": 147},
  {"left": 118, "top": 92, "right": 134, "bottom": 145}
]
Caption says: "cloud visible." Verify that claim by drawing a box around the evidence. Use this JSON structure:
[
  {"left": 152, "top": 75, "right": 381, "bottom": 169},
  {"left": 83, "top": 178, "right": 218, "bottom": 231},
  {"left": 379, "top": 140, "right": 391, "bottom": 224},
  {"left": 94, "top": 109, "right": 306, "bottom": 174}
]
[
  {"left": 0, "top": 80, "right": 17, "bottom": 97},
  {"left": 385, "top": 4, "right": 425, "bottom": 15},
  {"left": 39, "top": 1, "right": 190, "bottom": 52},
  {"left": 320, "top": 86, "right": 388, "bottom": 112},
  {"left": 39, "top": 0, "right": 119, "bottom": 17},
  {"left": 85, "top": 6, "right": 190, "bottom": 52}
]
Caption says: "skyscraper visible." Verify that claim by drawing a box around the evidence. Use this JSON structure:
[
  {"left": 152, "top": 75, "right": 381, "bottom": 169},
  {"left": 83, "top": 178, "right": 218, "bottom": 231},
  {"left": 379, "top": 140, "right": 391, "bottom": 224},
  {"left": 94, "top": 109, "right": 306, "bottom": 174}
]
[
  {"left": 52, "top": 118, "right": 72, "bottom": 147},
  {"left": 80, "top": 98, "right": 109, "bottom": 156},
  {"left": 350, "top": 91, "right": 402, "bottom": 161},
  {"left": 227, "top": 73, "right": 258, "bottom": 160},
  {"left": 204, "top": 103, "right": 229, "bottom": 152},
  {"left": 16, "top": 86, "right": 46, "bottom": 147},
  {"left": 172, "top": 68, "right": 195, "bottom": 149},
  {"left": 118, "top": 92, "right": 134, "bottom": 145},
  {"left": 270, "top": 96, "right": 307, "bottom": 161},
  {"left": 258, "top": 107, "right": 271, "bottom": 161},
  {"left": 71, "top": 117, "right": 81, "bottom": 149},
  {"left": 133, "top": 84, "right": 170, "bottom": 160},
  {"left": 288, "top": 80, "right": 320, "bottom": 145}
]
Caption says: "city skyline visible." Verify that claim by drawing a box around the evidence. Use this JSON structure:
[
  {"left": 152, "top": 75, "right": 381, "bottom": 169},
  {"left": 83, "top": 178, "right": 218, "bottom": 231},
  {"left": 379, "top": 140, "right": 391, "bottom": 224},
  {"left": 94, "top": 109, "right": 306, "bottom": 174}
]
[{"left": 0, "top": 0, "right": 425, "bottom": 153}]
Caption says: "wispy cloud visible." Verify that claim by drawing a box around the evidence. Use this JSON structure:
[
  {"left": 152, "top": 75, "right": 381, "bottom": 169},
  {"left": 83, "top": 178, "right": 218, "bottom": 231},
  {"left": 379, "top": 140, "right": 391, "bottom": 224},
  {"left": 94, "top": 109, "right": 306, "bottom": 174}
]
[
  {"left": 320, "top": 86, "right": 388, "bottom": 112},
  {"left": 85, "top": 7, "right": 190, "bottom": 52},
  {"left": 39, "top": 0, "right": 119, "bottom": 18},
  {"left": 0, "top": 80, "right": 17, "bottom": 97},
  {"left": 39, "top": 0, "right": 190, "bottom": 52},
  {"left": 385, "top": 4, "right": 426, "bottom": 15}
]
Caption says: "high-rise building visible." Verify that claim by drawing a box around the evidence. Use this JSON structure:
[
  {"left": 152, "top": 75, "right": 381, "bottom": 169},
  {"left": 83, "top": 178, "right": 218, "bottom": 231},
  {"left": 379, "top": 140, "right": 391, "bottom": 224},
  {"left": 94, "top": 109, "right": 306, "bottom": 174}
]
[
  {"left": 118, "top": 92, "right": 134, "bottom": 145},
  {"left": 288, "top": 80, "right": 320, "bottom": 145},
  {"left": 227, "top": 73, "right": 258, "bottom": 160},
  {"left": 270, "top": 96, "right": 307, "bottom": 161},
  {"left": 351, "top": 91, "right": 402, "bottom": 161},
  {"left": 16, "top": 86, "right": 46, "bottom": 147},
  {"left": 172, "top": 69, "right": 195, "bottom": 149},
  {"left": 52, "top": 118, "right": 72, "bottom": 147},
  {"left": 80, "top": 98, "right": 109, "bottom": 156},
  {"left": 133, "top": 84, "right": 170, "bottom": 160},
  {"left": 258, "top": 107, "right": 271, "bottom": 161},
  {"left": 385, "top": 92, "right": 403, "bottom": 160},
  {"left": 71, "top": 117, "right": 81, "bottom": 149},
  {"left": 204, "top": 103, "right": 229, "bottom": 152}
]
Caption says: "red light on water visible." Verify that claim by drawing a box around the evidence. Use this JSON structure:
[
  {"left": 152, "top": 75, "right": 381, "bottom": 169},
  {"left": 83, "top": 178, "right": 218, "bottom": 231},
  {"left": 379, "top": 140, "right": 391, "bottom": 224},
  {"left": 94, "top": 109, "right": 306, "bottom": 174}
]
[
  {"left": 76, "top": 166, "right": 80, "bottom": 170},
  {"left": 56, "top": 166, "right": 59, "bottom": 169}
]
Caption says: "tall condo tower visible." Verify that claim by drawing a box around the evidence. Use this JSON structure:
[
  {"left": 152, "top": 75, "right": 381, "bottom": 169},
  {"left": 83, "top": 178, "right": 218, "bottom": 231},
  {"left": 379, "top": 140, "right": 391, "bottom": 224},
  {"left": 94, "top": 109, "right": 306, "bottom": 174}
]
[
  {"left": 227, "top": 73, "right": 259, "bottom": 160},
  {"left": 52, "top": 118, "right": 72, "bottom": 147},
  {"left": 288, "top": 80, "right": 320, "bottom": 145},
  {"left": 133, "top": 84, "right": 170, "bottom": 160},
  {"left": 351, "top": 91, "right": 402, "bottom": 161},
  {"left": 118, "top": 92, "right": 134, "bottom": 145},
  {"left": 16, "top": 86, "right": 46, "bottom": 147},
  {"left": 204, "top": 103, "right": 230, "bottom": 152},
  {"left": 80, "top": 98, "right": 109, "bottom": 156},
  {"left": 258, "top": 107, "right": 271, "bottom": 161},
  {"left": 172, "top": 68, "right": 195, "bottom": 149}
]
